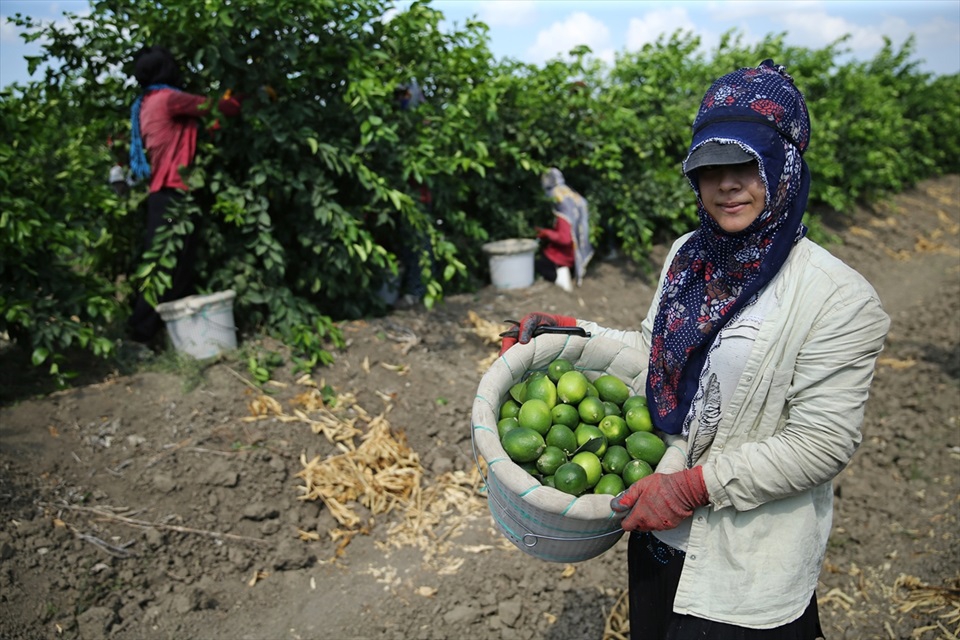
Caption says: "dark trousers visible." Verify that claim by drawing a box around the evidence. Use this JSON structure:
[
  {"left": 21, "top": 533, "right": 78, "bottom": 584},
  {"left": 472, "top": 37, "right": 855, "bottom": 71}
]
[
  {"left": 535, "top": 255, "right": 558, "bottom": 283},
  {"left": 628, "top": 531, "right": 824, "bottom": 640},
  {"left": 128, "top": 189, "right": 198, "bottom": 342},
  {"left": 397, "top": 208, "right": 438, "bottom": 299},
  {"left": 398, "top": 231, "right": 432, "bottom": 298}
]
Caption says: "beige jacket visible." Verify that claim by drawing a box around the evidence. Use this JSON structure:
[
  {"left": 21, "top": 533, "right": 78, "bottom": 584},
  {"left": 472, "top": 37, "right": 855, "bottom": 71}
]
[{"left": 580, "top": 234, "right": 890, "bottom": 628}]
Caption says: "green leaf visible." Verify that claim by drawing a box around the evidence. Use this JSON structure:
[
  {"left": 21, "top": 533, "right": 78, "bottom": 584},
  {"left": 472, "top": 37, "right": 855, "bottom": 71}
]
[{"left": 31, "top": 347, "right": 49, "bottom": 366}]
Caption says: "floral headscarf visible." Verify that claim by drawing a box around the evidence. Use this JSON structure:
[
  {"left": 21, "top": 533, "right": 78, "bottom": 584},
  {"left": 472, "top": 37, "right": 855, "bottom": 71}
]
[{"left": 646, "top": 60, "right": 812, "bottom": 435}]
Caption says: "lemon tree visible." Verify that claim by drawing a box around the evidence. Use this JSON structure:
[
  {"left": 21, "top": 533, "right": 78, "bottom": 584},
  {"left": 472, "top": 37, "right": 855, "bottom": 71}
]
[{"left": 4, "top": 0, "right": 956, "bottom": 381}]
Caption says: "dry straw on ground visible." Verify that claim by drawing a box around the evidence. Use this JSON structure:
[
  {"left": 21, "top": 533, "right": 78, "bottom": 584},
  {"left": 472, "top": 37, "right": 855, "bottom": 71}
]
[
  {"left": 892, "top": 574, "right": 960, "bottom": 638},
  {"left": 466, "top": 310, "right": 502, "bottom": 372},
  {"left": 602, "top": 589, "right": 630, "bottom": 640},
  {"left": 241, "top": 375, "right": 490, "bottom": 566}
]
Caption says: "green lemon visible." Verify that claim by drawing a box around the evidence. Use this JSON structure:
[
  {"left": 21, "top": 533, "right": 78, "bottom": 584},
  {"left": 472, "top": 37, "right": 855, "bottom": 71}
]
[
  {"left": 547, "top": 358, "right": 575, "bottom": 383},
  {"left": 602, "top": 401, "right": 622, "bottom": 417},
  {"left": 601, "top": 445, "right": 631, "bottom": 475},
  {"left": 509, "top": 380, "right": 527, "bottom": 404},
  {"left": 557, "top": 370, "right": 589, "bottom": 405},
  {"left": 536, "top": 446, "right": 568, "bottom": 476},
  {"left": 577, "top": 395, "right": 606, "bottom": 425},
  {"left": 625, "top": 405, "right": 654, "bottom": 433},
  {"left": 546, "top": 423, "right": 578, "bottom": 456},
  {"left": 524, "top": 374, "right": 558, "bottom": 409},
  {"left": 551, "top": 403, "right": 580, "bottom": 429},
  {"left": 570, "top": 451, "right": 603, "bottom": 488},
  {"left": 499, "top": 398, "right": 521, "bottom": 421},
  {"left": 542, "top": 475, "right": 556, "bottom": 489},
  {"left": 621, "top": 459, "right": 654, "bottom": 485},
  {"left": 574, "top": 423, "right": 607, "bottom": 458},
  {"left": 497, "top": 416, "right": 520, "bottom": 440},
  {"left": 518, "top": 398, "right": 553, "bottom": 436},
  {"left": 594, "top": 374, "right": 631, "bottom": 406},
  {"left": 501, "top": 427, "right": 546, "bottom": 463},
  {"left": 518, "top": 461, "right": 540, "bottom": 476},
  {"left": 594, "top": 473, "right": 626, "bottom": 496},
  {"left": 597, "top": 414, "right": 629, "bottom": 446},
  {"left": 554, "top": 462, "right": 588, "bottom": 497},
  {"left": 625, "top": 431, "right": 667, "bottom": 466},
  {"left": 622, "top": 395, "right": 648, "bottom": 413}
]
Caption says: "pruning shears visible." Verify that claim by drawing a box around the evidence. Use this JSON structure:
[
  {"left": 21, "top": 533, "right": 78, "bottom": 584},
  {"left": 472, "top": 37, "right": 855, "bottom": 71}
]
[{"left": 498, "top": 319, "right": 591, "bottom": 341}]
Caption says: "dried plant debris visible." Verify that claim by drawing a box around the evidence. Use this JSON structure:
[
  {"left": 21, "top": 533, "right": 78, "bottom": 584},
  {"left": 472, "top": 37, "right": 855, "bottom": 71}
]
[
  {"left": 603, "top": 589, "right": 630, "bottom": 640},
  {"left": 466, "top": 310, "right": 505, "bottom": 346},
  {"left": 253, "top": 374, "right": 492, "bottom": 568},
  {"left": 893, "top": 574, "right": 960, "bottom": 632},
  {"left": 296, "top": 413, "right": 421, "bottom": 529}
]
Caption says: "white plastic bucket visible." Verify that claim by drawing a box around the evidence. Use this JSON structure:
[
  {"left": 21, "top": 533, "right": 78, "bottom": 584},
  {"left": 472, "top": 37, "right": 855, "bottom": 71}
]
[
  {"left": 155, "top": 290, "right": 238, "bottom": 359},
  {"left": 482, "top": 238, "right": 538, "bottom": 289}
]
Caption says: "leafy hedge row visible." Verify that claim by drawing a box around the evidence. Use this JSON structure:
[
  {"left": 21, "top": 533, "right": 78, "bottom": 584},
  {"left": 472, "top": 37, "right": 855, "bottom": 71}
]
[{"left": 1, "top": 0, "right": 957, "bottom": 379}]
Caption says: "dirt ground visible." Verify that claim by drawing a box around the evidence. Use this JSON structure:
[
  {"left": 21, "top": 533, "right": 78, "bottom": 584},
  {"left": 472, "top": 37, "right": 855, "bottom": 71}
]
[{"left": 1, "top": 176, "right": 958, "bottom": 640}]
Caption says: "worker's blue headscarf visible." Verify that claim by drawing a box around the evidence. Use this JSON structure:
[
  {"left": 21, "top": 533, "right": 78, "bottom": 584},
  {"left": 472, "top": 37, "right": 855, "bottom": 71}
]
[{"left": 646, "top": 60, "right": 812, "bottom": 435}]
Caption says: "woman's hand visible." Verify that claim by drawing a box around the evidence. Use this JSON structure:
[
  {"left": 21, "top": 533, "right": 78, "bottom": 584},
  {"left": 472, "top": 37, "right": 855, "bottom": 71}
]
[
  {"left": 499, "top": 312, "right": 577, "bottom": 355},
  {"left": 611, "top": 467, "right": 709, "bottom": 531}
]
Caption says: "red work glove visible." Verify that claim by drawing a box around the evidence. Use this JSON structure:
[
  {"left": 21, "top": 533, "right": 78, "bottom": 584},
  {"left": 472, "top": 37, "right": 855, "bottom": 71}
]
[
  {"left": 611, "top": 467, "right": 709, "bottom": 531},
  {"left": 499, "top": 312, "right": 577, "bottom": 355}
]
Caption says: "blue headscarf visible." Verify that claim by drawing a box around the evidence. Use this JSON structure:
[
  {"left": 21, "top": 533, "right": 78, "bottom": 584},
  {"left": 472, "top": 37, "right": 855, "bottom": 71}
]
[{"left": 646, "top": 60, "right": 812, "bottom": 435}]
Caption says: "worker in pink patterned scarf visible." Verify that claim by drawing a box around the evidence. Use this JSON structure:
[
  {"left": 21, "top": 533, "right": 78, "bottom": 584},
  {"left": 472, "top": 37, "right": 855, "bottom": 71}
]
[{"left": 535, "top": 167, "right": 594, "bottom": 292}]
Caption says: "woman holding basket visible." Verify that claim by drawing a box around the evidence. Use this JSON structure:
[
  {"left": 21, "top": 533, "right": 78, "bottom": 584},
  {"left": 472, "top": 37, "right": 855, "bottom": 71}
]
[{"left": 500, "top": 60, "right": 890, "bottom": 638}]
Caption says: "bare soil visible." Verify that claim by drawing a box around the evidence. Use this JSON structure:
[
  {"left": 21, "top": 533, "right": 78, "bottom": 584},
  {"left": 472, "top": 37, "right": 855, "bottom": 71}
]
[{"left": 1, "top": 176, "right": 958, "bottom": 640}]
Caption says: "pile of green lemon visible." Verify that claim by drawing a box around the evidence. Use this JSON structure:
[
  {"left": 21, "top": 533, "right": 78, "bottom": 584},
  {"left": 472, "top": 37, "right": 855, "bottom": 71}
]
[{"left": 497, "top": 358, "right": 667, "bottom": 497}]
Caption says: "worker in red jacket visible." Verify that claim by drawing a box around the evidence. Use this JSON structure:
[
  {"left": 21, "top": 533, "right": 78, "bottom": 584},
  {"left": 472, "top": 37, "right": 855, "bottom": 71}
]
[{"left": 126, "top": 45, "right": 241, "bottom": 344}]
